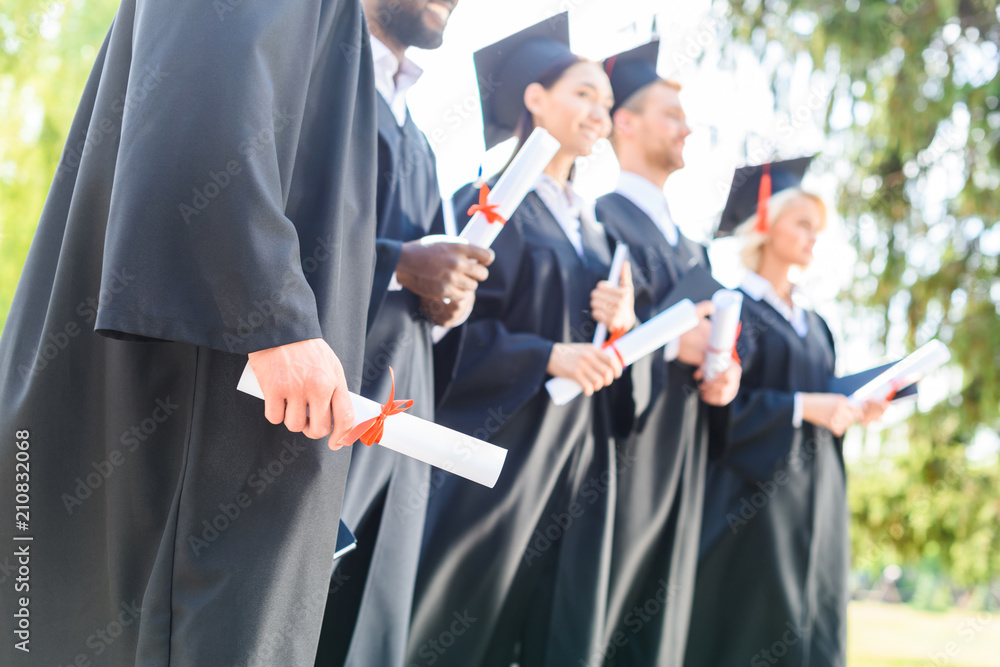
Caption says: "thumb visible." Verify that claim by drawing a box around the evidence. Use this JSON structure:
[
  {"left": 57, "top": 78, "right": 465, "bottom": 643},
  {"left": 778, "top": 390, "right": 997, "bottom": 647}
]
[{"left": 695, "top": 300, "right": 716, "bottom": 319}]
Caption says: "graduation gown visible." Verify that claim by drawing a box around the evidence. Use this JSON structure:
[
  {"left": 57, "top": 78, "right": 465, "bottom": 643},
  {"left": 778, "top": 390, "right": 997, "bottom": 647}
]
[
  {"left": 684, "top": 293, "right": 849, "bottom": 667},
  {"left": 406, "top": 188, "right": 619, "bottom": 667},
  {"left": 0, "top": 2, "right": 377, "bottom": 665},
  {"left": 593, "top": 192, "right": 721, "bottom": 667},
  {"left": 314, "top": 97, "right": 440, "bottom": 667}
]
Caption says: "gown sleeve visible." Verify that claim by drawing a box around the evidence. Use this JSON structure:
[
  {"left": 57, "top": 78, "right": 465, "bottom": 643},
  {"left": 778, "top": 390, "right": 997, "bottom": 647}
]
[
  {"left": 717, "top": 309, "right": 799, "bottom": 480},
  {"left": 95, "top": 0, "right": 337, "bottom": 353},
  {"left": 434, "top": 186, "right": 554, "bottom": 435}
]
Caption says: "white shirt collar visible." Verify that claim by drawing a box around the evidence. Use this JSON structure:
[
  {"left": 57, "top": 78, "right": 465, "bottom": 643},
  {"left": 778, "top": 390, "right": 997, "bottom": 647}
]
[
  {"left": 740, "top": 270, "right": 809, "bottom": 337},
  {"left": 533, "top": 174, "right": 585, "bottom": 258},
  {"left": 614, "top": 171, "right": 678, "bottom": 246},
  {"left": 370, "top": 36, "right": 423, "bottom": 126}
]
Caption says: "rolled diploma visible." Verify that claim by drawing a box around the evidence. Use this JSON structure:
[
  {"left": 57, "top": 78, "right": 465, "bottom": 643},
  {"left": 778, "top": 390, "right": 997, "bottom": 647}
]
[
  {"left": 849, "top": 340, "right": 951, "bottom": 404},
  {"left": 702, "top": 290, "right": 744, "bottom": 381},
  {"left": 237, "top": 363, "right": 507, "bottom": 488},
  {"left": 592, "top": 242, "right": 630, "bottom": 348},
  {"left": 545, "top": 299, "right": 701, "bottom": 406},
  {"left": 458, "top": 127, "right": 562, "bottom": 249}
]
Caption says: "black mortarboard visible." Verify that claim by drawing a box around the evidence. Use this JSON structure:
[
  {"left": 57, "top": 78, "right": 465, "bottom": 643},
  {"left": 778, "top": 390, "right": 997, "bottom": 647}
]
[
  {"left": 604, "top": 39, "right": 661, "bottom": 115},
  {"left": 473, "top": 12, "right": 575, "bottom": 149},
  {"left": 715, "top": 155, "right": 815, "bottom": 237}
]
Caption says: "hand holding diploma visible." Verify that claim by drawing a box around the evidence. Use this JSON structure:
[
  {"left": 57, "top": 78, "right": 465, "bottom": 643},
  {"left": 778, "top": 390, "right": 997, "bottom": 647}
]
[
  {"left": 702, "top": 290, "right": 743, "bottom": 381},
  {"left": 546, "top": 299, "right": 702, "bottom": 406},
  {"left": 849, "top": 340, "right": 951, "bottom": 405},
  {"left": 247, "top": 338, "right": 355, "bottom": 447},
  {"left": 238, "top": 362, "right": 508, "bottom": 488}
]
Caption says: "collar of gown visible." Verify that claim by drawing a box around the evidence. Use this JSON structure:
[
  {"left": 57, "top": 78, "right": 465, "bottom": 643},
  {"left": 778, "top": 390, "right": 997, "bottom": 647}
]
[
  {"left": 532, "top": 173, "right": 586, "bottom": 258},
  {"left": 740, "top": 270, "right": 809, "bottom": 337},
  {"left": 613, "top": 170, "right": 679, "bottom": 247}
]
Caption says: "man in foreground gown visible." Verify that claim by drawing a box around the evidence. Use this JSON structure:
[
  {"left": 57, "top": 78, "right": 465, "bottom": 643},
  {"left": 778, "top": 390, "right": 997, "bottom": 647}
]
[
  {"left": 0, "top": 1, "right": 379, "bottom": 664},
  {"left": 314, "top": 1, "right": 493, "bottom": 665}
]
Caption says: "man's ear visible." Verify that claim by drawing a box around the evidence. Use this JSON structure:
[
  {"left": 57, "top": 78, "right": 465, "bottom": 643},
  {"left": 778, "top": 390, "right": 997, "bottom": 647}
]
[
  {"left": 524, "top": 82, "right": 546, "bottom": 118},
  {"left": 612, "top": 107, "right": 635, "bottom": 139}
]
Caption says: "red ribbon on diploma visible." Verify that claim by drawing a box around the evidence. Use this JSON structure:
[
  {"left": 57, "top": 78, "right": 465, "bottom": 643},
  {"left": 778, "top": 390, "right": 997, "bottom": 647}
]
[
  {"left": 602, "top": 328, "right": 626, "bottom": 366},
  {"left": 467, "top": 184, "right": 506, "bottom": 226},
  {"left": 342, "top": 367, "right": 414, "bottom": 446}
]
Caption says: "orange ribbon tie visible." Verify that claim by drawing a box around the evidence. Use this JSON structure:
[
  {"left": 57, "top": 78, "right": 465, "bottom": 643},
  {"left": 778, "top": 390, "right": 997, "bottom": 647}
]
[
  {"left": 343, "top": 367, "right": 414, "bottom": 446},
  {"left": 602, "top": 328, "right": 626, "bottom": 366},
  {"left": 467, "top": 184, "right": 506, "bottom": 226},
  {"left": 755, "top": 164, "right": 772, "bottom": 234}
]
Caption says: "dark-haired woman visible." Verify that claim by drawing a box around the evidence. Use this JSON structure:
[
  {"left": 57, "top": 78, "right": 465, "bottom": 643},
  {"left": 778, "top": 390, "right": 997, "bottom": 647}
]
[{"left": 405, "top": 14, "right": 636, "bottom": 667}]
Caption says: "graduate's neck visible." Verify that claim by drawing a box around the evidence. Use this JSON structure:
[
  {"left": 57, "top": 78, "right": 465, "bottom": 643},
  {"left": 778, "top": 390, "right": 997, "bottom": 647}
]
[
  {"left": 369, "top": 22, "right": 408, "bottom": 64},
  {"left": 543, "top": 151, "right": 577, "bottom": 185},
  {"left": 756, "top": 254, "right": 795, "bottom": 306},
  {"left": 615, "top": 151, "right": 671, "bottom": 190}
]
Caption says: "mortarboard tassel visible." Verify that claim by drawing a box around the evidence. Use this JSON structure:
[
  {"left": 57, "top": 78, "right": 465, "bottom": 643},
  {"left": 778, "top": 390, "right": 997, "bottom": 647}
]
[{"left": 755, "top": 163, "right": 772, "bottom": 234}]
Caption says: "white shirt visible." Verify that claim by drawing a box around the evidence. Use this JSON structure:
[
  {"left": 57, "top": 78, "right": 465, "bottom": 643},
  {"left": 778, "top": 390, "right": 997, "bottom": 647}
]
[
  {"left": 533, "top": 174, "right": 586, "bottom": 258},
  {"left": 371, "top": 36, "right": 424, "bottom": 291},
  {"left": 370, "top": 36, "right": 423, "bottom": 127},
  {"left": 740, "top": 270, "right": 810, "bottom": 426},
  {"left": 614, "top": 171, "right": 679, "bottom": 247}
]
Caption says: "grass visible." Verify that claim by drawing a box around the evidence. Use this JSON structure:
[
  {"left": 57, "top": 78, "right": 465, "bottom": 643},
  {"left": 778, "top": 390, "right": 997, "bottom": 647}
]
[{"left": 848, "top": 601, "right": 1000, "bottom": 666}]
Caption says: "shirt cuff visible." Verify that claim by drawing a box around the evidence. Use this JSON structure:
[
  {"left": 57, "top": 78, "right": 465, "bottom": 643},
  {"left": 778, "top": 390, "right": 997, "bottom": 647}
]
[
  {"left": 663, "top": 337, "right": 681, "bottom": 362},
  {"left": 793, "top": 392, "right": 804, "bottom": 428},
  {"left": 388, "top": 272, "right": 403, "bottom": 292}
]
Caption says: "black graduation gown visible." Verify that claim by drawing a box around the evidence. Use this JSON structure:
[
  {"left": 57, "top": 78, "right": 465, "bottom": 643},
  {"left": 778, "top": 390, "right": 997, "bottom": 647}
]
[
  {"left": 594, "top": 192, "right": 722, "bottom": 667},
  {"left": 0, "top": 2, "right": 377, "bottom": 665},
  {"left": 406, "top": 188, "right": 619, "bottom": 667},
  {"left": 684, "top": 293, "right": 849, "bottom": 667},
  {"left": 314, "top": 97, "right": 440, "bottom": 667}
]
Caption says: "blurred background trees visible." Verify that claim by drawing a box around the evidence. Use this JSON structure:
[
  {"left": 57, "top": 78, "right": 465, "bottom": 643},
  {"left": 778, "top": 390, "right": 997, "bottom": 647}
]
[{"left": 724, "top": 0, "right": 1000, "bottom": 604}]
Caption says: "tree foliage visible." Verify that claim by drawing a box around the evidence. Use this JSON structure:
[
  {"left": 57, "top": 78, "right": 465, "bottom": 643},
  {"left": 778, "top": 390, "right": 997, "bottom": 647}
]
[{"left": 724, "top": 0, "right": 1000, "bottom": 587}]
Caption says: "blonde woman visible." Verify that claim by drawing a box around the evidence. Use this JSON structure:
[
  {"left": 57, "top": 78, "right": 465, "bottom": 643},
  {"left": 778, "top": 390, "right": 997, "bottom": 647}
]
[{"left": 684, "top": 160, "right": 886, "bottom": 667}]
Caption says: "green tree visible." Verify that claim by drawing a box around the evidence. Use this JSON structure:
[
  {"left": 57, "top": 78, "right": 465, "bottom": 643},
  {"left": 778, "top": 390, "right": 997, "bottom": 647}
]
[
  {"left": 0, "top": 0, "right": 119, "bottom": 332},
  {"left": 723, "top": 0, "right": 1000, "bottom": 588}
]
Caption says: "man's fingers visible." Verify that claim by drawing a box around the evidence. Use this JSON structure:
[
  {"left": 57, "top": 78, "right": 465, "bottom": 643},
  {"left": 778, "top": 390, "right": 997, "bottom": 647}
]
[
  {"left": 464, "top": 261, "right": 490, "bottom": 283},
  {"left": 329, "top": 382, "right": 356, "bottom": 449},
  {"left": 283, "top": 398, "right": 308, "bottom": 433},
  {"left": 263, "top": 397, "right": 286, "bottom": 426},
  {"left": 303, "top": 399, "right": 332, "bottom": 440},
  {"left": 460, "top": 244, "right": 495, "bottom": 266}
]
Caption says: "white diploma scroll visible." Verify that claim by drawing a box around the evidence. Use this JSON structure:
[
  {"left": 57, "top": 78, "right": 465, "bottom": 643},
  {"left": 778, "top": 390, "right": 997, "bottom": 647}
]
[
  {"left": 702, "top": 290, "right": 744, "bottom": 381},
  {"left": 849, "top": 340, "right": 952, "bottom": 405},
  {"left": 237, "top": 363, "right": 507, "bottom": 488},
  {"left": 592, "top": 242, "right": 630, "bottom": 348},
  {"left": 545, "top": 299, "right": 702, "bottom": 406},
  {"left": 458, "top": 127, "right": 561, "bottom": 249}
]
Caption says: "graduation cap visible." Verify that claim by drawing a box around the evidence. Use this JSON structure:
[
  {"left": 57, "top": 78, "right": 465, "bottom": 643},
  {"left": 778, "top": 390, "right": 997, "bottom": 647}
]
[
  {"left": 474, "top": 12, "right": 575, "bottom": 149},
  {"left": 715, "top": 155, "right": 815, "bottom": 238},
  {"left": 604, "top": 39, "right": 661, "bottom": 115}
]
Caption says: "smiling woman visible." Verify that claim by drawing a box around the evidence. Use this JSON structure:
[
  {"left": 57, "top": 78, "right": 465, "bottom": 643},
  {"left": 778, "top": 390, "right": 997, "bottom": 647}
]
[{"left": 405, "top": 12, "right": 640, "bottom": 667}]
